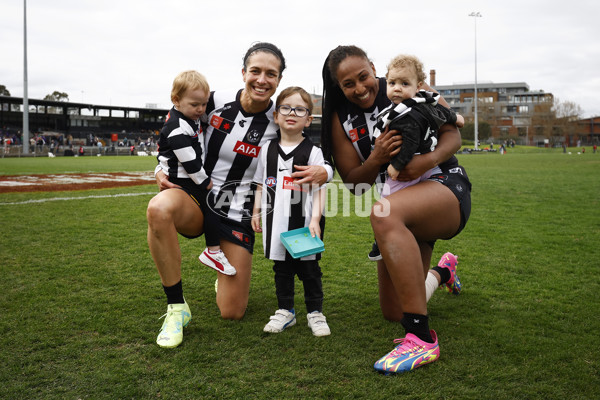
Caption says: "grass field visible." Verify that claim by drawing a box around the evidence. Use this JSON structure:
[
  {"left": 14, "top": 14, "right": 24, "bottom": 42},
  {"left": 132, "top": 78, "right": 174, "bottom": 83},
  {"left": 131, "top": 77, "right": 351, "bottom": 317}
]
[{"left": 1, "top": 149, "right": 599, "bottom": 399}]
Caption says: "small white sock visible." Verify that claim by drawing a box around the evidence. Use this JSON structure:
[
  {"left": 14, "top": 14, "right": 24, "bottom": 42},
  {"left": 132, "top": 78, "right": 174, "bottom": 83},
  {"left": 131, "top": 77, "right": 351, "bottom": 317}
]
[{"left": 425, "top": 271, "right": 439, "bottom": 302}]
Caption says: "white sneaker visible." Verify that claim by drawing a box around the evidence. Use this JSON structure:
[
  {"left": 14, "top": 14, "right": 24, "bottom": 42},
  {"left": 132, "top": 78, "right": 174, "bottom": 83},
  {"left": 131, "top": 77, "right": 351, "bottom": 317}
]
[
  {"left": 263, "top": 309, "right": 296, "bottom": 333},
  {"left": 307, "top": 311, "right": 331, "bottom": 337},
  {"left": 199, "top": 248, "right": 237, "bottom": 276},
  {"left": 156, "top": 302, "right": 192, "bottom": 348}
]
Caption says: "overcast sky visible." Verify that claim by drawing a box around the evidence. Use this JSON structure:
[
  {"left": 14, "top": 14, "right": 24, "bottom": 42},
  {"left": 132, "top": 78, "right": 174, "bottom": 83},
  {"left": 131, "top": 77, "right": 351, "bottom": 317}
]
[{"left": 2, "top": 0, "right": 599, "bottom": 117}]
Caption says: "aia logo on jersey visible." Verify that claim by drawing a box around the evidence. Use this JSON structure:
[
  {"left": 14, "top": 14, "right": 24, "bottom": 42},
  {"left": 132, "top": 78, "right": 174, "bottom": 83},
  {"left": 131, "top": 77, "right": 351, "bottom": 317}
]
[
  {"left": 210, "top": 115, "right": 235, "bottom": 133},
  {"left": 165, "top": 110, "right": 172, "bottom": 123},
  {"left": 234, "top": 141, "right": 260, "bottom": 158},
  {"left": 349, "top": 125, "right": 368, "bottom": 143},
  {"left": 265, "top": 176, "right": 277, "bottom": 187},
  {"left": 282, "top": 176, "right": 305, "bottom": 191}
]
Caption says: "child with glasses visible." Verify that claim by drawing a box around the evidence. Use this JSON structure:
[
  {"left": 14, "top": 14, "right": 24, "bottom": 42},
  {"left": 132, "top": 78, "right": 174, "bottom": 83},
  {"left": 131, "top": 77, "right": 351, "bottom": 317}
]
[
  {"left": 155, "top": 70, "right": 237, "bottom": 281},
  {"left": 251, "top": 86, "right": 330, "bottom": 337}
]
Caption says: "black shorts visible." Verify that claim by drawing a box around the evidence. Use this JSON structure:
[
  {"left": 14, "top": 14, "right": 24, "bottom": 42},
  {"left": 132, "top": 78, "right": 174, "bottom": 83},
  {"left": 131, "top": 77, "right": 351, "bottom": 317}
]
[
  {"left": 174, "top": 182, "right": 255, "bottom": 254},
  {"left": 427, "top": 165, "right": 472, "bottom": 239},
  {"left": 170, "top": 178, "right": 210, "bottom": 213},
  {"left": 215, "top": 217, "right": 255, "bottom": 254}
]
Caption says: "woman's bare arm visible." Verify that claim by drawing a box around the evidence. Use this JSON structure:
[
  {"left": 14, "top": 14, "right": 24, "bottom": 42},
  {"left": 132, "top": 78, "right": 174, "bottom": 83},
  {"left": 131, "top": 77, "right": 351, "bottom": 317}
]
[{"left": 331, "top": 113, "right": 401, "bottom": 194}]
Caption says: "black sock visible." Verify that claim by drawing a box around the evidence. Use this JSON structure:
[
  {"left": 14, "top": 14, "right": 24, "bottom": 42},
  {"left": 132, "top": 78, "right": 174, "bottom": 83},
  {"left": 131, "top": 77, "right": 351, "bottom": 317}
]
[
  {"left": 163, "top": 280, "right": 184, "bottom": 304},
  {"left": 401, "top": 313, "right": 433, "bottom": 343},
  {"left": 432, "top": 266, "right": 451, "bottom": 285}
]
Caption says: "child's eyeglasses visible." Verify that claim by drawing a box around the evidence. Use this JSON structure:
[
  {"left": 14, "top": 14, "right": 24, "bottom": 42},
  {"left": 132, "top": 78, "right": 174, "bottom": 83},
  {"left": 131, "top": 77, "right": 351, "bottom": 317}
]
[{"left": 276, "top": 105, "right": 310, "bottom": 117}]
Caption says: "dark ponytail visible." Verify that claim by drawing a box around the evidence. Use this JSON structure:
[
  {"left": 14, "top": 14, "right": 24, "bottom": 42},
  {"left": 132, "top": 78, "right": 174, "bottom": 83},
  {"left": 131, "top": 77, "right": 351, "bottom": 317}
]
[
  {"left": 242, "top": 42, "right": 286, "bottom": 75},
  {"left": 320, "top": 45, "right": 370, "bottom": 171}
]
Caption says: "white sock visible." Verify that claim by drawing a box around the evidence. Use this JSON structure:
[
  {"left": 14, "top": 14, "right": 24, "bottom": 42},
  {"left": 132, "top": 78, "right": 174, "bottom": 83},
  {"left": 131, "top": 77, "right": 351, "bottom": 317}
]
[{"left": 425, "top": 271, "right": 439, "bottom": 302}]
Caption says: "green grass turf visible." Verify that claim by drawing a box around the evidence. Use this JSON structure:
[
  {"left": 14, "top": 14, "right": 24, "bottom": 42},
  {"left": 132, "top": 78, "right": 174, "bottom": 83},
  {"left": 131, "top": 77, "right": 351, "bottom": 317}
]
[
  {"left": 0, "top": 149, "right": 598, "bottom": 399},
  {"left": 0, "top": 154, "right": 158, "bottom": 175}
]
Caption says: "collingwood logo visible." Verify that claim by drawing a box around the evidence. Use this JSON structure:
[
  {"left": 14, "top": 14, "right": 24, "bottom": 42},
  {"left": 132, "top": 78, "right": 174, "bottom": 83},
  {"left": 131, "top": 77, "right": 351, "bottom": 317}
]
[{"left": 245, "top": 129, "right": 261, "bottom": 144}]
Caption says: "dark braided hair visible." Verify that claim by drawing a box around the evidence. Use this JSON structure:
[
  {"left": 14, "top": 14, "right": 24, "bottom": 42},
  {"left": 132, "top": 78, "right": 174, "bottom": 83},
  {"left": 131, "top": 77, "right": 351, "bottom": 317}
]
[
  {"left": 242, "top": 42, "right": 286, "bottom": 75},
  {"left": 320, "top": 45, "right": 370, "bottom": 170}
]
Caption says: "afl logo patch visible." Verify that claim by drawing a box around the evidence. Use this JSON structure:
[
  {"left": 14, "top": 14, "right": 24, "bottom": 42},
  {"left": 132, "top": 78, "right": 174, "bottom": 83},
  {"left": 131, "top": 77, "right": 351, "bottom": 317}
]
[{"left": 265, "top": 176, "right": 277, "bottom": 187}]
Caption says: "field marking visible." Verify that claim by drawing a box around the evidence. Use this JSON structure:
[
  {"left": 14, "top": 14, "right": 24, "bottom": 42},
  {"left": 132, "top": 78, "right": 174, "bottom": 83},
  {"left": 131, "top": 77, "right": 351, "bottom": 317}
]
[
  {"left": 0, "top": 180, "right": 346, "bottom": 205},
  {"left": 0, "top": 191, "right": 156, "bottom": 206},
  {"left": 0, "top": 172, "right": 155, "bottom": 187}
]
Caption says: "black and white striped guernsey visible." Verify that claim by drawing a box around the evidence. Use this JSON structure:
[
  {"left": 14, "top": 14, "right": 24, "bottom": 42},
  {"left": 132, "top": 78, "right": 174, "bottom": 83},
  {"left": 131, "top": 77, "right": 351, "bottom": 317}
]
[
  {"left": 336, "top": 77, "right": 460, "bottom": 179},
  {"left": 253, "top": 137, "right": 326, "bottom": 261},
  {"left": 335, "top": 77, "right": 390, "bottom": 191},
  {"left": 156, "top": 107, "right": 210, "bottom": 189},
  {"left": 372, "top": 90, "right": 455, "bottom": 173},
  {"left": 203, "top": 89, "right": 279, "bottom": 223}
]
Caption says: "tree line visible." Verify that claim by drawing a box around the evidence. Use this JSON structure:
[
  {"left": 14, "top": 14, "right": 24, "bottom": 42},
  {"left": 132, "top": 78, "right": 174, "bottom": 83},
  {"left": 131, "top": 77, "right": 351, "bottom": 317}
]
[{"left": 1, "top": 85, "right": 69, "bottom": 102}]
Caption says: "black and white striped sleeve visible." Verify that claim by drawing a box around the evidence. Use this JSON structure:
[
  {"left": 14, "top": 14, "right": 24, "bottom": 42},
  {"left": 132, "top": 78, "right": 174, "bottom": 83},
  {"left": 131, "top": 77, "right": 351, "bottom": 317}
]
[{"left": 168, "top": 118, "right": 210, "bottom": 188}]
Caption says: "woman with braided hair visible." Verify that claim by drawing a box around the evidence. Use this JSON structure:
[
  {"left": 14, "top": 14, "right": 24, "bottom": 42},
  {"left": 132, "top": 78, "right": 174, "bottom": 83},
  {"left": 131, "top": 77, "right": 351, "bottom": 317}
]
[{"left": 321, "top": 45, "right": 471, "bottom": 374}]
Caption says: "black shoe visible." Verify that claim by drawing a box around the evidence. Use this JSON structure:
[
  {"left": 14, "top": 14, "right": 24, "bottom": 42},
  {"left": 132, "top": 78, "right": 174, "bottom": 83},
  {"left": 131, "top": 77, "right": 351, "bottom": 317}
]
[{"left": 368, "top": 241, "right": 382, "bottom": 261}]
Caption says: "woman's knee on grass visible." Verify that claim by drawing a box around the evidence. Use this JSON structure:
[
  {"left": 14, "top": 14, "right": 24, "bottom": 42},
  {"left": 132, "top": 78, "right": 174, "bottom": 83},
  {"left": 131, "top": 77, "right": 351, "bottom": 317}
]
[
  {"left": 219, "top": 303, "right": 247, "bottom": 320},
  {"left": 217, "top": 283, "right": 249, "bottom": 320},
  {"left": 216, "top": 243, "right": 252, "bottom": 320}
]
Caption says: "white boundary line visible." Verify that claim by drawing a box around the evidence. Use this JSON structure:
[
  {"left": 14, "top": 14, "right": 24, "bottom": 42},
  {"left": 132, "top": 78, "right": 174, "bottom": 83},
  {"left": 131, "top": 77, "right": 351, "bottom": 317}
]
[
  {"left": 0, "top": 180, "right": 346, "bottom": 206},
  {"left": 0, "top": 192, "right": 156, "bottom": 206}
]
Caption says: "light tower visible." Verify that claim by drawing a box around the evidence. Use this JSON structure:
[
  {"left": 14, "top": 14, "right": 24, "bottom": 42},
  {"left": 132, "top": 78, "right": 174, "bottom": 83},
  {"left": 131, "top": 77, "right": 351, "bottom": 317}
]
[
  {"left": 469, "top": 11, "right": 482, "bottom": 150},
  {"left": 23, "top": 0, "right": 30, "bottom": 154}
]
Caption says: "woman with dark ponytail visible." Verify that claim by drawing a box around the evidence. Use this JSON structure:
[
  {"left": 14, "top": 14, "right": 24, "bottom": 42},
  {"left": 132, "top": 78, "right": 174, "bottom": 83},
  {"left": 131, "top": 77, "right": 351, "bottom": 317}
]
[
  {"left": 148, "top": 42, "right": 329, "bottom": 349},
  {"left": 321, "top": 45, "right": 471, "bottom": 374}
]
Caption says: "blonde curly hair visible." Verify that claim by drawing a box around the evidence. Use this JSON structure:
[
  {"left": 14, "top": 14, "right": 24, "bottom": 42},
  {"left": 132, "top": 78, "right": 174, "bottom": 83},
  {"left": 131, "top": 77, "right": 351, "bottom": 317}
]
[{"left": 386, "top": 54, "right": 426, "bottom": 83}]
